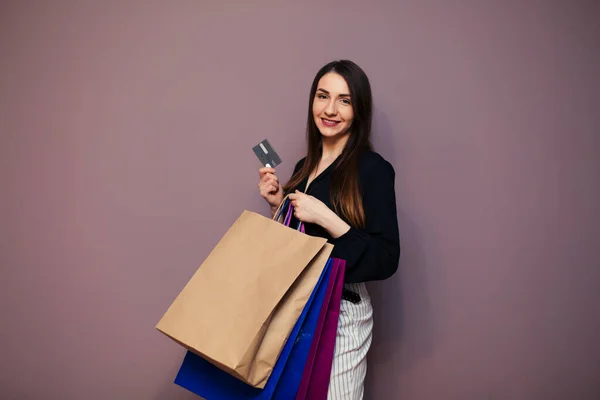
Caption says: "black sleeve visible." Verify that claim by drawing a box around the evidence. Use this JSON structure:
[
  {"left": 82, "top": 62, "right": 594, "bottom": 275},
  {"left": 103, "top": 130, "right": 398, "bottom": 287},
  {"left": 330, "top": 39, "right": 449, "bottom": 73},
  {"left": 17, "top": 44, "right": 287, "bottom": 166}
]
[{"left": 330, "top": 158, "right": 400, "bottom": 283}]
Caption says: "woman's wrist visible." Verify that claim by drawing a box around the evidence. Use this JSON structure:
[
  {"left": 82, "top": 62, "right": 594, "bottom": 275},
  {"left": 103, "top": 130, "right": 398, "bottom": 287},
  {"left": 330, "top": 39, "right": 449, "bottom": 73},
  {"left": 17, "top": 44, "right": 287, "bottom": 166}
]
[
  {"left": 270, "top": 205, "right": 278, "bottom": 217},
  {"left": 318, "top": 208, "right": 351, "bottom": 239},
  {"left": 269, "top": 194, "right": 284, "bottom": 217}
]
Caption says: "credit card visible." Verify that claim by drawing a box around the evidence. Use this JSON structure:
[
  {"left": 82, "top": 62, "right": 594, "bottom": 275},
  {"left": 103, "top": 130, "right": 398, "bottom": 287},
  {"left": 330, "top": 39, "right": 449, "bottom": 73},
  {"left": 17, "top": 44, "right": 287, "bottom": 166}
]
[{"left": 252, "top": 139, "right": 282, "bottom": 168}]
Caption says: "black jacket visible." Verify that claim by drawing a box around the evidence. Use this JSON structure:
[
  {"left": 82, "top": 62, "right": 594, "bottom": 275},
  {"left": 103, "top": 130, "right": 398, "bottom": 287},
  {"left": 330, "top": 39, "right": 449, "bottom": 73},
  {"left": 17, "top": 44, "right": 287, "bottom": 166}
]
[{"left": 289, "top": 150, "right": 400, "bottom": 283}]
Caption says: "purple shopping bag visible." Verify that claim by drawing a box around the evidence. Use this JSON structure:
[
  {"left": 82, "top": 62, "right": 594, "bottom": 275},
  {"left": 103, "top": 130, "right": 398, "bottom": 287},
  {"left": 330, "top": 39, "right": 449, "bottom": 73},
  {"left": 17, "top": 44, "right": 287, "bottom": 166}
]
[{"left": 296, "top": 259, "right": 346, "bottom": 400}]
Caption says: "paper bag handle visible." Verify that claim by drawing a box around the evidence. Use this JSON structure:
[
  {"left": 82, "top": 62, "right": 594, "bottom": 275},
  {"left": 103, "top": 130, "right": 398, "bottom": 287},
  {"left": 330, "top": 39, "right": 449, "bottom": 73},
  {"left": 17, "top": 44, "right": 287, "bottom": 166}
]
[
  {"left": 273, "top": 194, "right": 305, "bottom": 233},
  {"left": 272, "top": 194, "right": 291, "bottom": 221}
]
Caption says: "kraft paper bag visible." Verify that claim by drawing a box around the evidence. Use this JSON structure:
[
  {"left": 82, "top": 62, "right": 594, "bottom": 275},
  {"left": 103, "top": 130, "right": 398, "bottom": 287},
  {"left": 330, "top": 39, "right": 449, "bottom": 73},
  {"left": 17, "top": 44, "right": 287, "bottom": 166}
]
[{"left": 156, "top": 209, "right": 332, "bottom": 388}]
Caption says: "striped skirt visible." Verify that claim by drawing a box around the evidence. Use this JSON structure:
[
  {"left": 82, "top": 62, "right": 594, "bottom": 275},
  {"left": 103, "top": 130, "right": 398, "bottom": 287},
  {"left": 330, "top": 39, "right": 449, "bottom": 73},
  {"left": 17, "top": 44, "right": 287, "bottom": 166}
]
[{"left": 327, "top": 282, "right": 374, "bottom": 400}]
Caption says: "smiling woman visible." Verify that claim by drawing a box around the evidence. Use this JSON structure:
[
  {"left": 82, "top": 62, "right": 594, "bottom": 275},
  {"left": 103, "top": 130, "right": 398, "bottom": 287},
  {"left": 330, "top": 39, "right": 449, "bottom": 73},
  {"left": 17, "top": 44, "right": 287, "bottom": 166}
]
[{"left": 257, "top": 60, "right": 400, "bottom": 400}]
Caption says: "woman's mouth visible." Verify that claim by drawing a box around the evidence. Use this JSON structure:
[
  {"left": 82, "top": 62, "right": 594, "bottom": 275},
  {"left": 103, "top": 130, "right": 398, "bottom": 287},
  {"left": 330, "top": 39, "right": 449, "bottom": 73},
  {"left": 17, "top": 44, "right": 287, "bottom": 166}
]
[{"left": 321, "top": 118, "right": 341, "bottom": 127}]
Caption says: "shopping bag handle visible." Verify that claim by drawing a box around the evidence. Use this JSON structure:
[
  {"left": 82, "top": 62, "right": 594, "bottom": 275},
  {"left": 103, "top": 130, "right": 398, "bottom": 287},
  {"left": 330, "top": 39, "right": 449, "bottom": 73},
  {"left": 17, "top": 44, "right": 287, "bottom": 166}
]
[
  {"left": 272, "top": 194, "right": 291, "bottom": 222},
  {"left": 273, "top": 194, "right": 305, "bottom": 233}
]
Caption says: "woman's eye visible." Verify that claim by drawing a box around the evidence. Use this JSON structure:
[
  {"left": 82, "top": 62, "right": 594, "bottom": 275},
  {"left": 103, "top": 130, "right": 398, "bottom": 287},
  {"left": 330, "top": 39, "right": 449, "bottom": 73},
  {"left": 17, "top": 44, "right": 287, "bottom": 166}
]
[
  {"left": 317, "top": 94, "right": 327, "bottom": 99},
  {"left": 341, "top": 98, "right": 351, "bottom": 105}
]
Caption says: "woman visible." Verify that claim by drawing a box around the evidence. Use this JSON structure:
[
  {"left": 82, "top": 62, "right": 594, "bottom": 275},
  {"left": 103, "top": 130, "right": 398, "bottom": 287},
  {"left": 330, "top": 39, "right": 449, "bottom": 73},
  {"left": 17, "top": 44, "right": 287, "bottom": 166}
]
[{"left": 258, "top": 60, "right": 400, "bottom": 400}]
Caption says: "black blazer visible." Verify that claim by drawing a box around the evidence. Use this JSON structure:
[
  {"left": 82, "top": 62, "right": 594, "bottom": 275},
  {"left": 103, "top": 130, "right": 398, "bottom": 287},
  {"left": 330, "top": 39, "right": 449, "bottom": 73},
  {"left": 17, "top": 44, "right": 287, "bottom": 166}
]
[{"left": 288, "top": 150, "right": 400, "bottom": 283}]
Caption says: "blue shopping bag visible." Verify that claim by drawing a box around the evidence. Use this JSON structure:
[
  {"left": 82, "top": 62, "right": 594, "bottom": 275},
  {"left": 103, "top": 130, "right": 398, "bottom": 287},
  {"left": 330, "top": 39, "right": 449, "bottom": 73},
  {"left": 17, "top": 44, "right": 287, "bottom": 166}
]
[
  {"left": 269, "top": 257, "right": 341, "bottom": 399},
  {"left": 174, "top": 258, "right": 333, "bottom": 399}
]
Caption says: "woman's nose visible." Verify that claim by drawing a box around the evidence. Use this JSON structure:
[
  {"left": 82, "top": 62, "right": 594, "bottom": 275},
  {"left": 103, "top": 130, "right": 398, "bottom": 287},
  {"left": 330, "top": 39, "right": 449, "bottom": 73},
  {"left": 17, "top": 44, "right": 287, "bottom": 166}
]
[{"left": 324, "top": 100, "right": 337, "bottom": 116}]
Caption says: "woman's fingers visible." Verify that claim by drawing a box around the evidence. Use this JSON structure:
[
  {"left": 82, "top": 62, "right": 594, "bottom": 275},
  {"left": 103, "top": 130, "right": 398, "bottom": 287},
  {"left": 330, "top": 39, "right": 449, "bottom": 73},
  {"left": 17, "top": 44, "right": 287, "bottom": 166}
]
[
  {"left": 259, "top": 175, "right": 279, "bottom": 190},
  {"left": 260, "top": 184, "right": 276, "bottom": 195},
  {"left": 268, "top": 179, "right": 279, "bottom": 191},
  {"left": 259, "top": 167, "right": 275, "bottom": 174},
  {"left": 259, "top": 168, "right": 276, "bottom": 179},
  {"left": 257, "top": 168, "right": 284, "bottom": 210},
  {"left": 259, "top": 180, "right": 279, "bottom": 193},
  {"left": 260, "top": 174, "right": 279, "bottom": 187}
]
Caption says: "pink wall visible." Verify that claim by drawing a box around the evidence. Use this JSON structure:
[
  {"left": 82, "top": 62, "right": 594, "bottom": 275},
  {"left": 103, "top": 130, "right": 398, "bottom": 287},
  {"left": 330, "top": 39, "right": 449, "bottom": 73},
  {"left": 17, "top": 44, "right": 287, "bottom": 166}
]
[{"left": 1, "top": 1, "right": 599, "bottom": 399}]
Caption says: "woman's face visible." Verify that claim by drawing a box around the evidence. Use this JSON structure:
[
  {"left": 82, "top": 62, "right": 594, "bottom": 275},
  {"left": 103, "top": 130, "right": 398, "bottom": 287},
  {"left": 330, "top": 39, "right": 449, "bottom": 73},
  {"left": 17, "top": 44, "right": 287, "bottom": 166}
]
[{"left": 312, "top": 72, "right": 354, "bottom": 139}]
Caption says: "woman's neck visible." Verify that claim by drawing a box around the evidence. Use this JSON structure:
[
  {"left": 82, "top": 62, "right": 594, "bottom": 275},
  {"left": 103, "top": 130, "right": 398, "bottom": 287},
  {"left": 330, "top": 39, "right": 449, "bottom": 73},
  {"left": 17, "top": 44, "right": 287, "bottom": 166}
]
[{"left": 321, "top": 133, "right": 349, "bottom": 160}]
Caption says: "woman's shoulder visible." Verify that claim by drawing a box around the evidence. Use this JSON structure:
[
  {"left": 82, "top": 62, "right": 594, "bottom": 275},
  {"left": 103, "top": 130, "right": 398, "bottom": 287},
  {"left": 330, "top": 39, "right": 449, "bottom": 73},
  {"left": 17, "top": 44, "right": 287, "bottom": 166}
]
[
  {"left": 293, "top": 150, "right": 394, "bottom": 176},
  {"left": 359, "top": 150, "right": 395, "bottom": 177},
  {"left": 293, "top": 157, "right": 307, "bottom": 174}
]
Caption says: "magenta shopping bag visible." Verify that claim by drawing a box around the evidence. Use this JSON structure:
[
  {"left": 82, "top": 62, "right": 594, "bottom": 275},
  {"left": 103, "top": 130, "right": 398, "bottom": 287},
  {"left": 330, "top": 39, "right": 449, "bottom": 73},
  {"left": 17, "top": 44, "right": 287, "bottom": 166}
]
[{"left": 296, "top": 258, "right": 346, "bottom": 400}]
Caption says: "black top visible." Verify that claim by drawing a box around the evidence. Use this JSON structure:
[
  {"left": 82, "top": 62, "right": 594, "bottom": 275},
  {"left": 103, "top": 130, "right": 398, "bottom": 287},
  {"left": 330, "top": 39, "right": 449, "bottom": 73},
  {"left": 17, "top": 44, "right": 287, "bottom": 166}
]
[{"left": 289, "top": 150, "right": 400, "bottom": 283}]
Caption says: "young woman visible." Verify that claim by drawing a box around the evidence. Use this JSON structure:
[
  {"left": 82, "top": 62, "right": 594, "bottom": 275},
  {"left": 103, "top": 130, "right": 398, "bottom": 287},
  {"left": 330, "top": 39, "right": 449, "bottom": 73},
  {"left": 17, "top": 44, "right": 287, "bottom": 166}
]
[{"left": 258, "top": 60, "right": 400, "bottom": 400}]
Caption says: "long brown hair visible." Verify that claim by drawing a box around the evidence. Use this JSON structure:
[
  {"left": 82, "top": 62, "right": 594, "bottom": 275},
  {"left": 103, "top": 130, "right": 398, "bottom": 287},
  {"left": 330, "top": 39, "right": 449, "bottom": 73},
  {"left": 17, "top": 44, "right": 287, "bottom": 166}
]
[{"left": 283, "top": 60, "right": 373, "bottom": 229}]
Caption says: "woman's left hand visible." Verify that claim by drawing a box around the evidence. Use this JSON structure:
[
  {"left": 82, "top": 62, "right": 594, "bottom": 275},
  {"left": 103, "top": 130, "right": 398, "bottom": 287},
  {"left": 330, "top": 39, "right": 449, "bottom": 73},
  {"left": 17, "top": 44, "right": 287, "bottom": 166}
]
[
  {"left": 288, "top": 190, "right": 330, "bottom": 225},
  {"left": 289, "top": 190, "right": 351, "bottom": 238}
]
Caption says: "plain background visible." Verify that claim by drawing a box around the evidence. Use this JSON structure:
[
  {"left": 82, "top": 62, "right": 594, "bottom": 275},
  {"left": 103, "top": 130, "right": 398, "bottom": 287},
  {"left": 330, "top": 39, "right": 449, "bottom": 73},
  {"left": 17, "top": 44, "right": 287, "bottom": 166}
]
[{"left": 1, "top": 1, "right": 599, "bottom": 399}]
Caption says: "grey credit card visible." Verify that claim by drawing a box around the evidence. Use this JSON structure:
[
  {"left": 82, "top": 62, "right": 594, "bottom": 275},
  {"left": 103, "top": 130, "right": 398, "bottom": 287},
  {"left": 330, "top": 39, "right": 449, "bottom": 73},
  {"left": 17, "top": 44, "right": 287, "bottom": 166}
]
[{"left": 252, "top": 139, "right": 282, "bottom": 168}]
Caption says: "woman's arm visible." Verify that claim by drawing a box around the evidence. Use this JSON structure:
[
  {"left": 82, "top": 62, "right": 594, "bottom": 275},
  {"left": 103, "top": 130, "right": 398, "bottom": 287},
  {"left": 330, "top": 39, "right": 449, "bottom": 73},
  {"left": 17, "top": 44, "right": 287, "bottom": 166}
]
[
  {"left": 330, "top": 157, "right": 401, "bottom": 283},
  {"left": 289, "top": 154, "right": 401, "bottom": 283},
  {"left": 316, "top": 208, "right": 351, "bottom": 239}
]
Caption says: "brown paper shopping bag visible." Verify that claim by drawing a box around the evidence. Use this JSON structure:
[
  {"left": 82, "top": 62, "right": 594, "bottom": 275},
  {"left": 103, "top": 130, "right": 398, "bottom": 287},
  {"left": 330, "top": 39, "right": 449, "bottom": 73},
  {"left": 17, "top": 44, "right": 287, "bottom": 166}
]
[{"left": 156, "top": 209, "right": 332, "bottom": 389}]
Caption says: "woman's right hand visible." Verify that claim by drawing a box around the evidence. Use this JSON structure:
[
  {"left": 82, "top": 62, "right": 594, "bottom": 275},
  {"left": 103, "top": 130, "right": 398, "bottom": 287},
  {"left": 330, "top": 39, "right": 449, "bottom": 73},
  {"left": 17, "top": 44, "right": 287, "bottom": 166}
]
[{"left": 258, "top": 167, "right": 284, "bottom": 213}]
